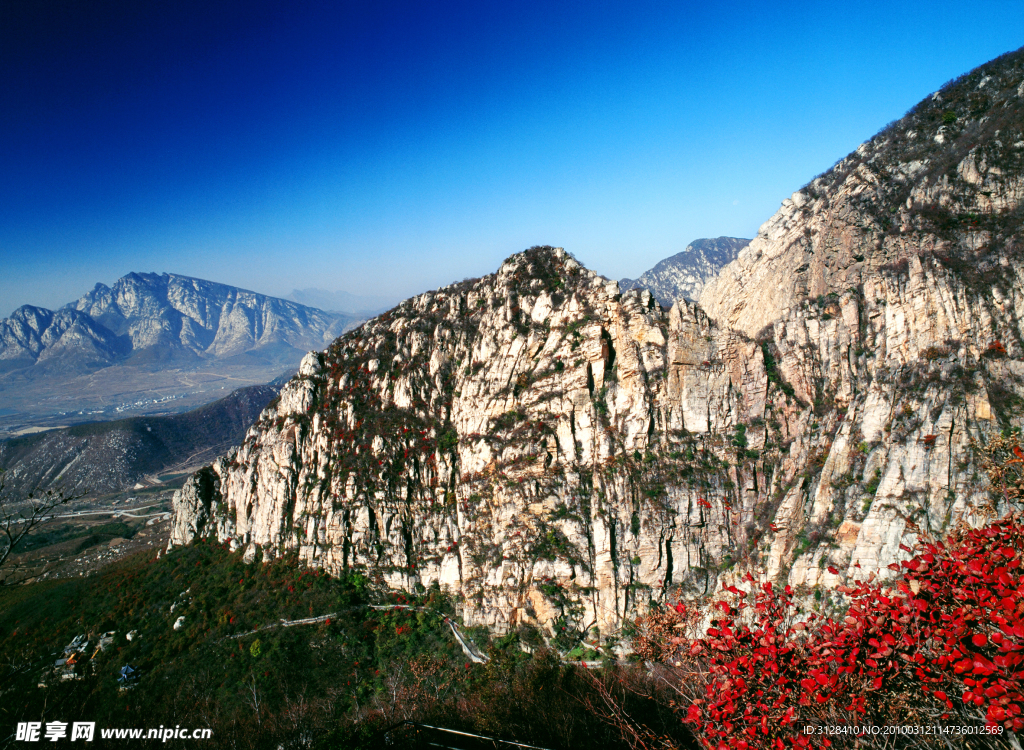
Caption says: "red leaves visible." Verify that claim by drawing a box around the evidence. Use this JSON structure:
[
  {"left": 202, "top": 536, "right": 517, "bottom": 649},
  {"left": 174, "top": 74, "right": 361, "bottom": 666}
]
[{"left": 656, "top": 513, "right": 1024, "bottom": 748}]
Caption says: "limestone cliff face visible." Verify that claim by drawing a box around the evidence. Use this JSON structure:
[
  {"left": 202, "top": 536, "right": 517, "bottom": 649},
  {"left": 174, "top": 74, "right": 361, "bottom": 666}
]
[
  {"left": 170, "top": 248, "right": 773, "bottom": 637},
  {"left": 170, "top": 50, "right": 1024, "bottom": 645},
  {"left": 166, "top": 247, "right": 1012, "bottom": 640}
]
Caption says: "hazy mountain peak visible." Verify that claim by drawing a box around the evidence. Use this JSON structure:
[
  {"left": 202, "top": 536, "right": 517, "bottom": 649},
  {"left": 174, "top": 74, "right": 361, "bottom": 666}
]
[
  {"left": 0, "top": 271, "right": 368, "bottom": 430},
  {"left": 620, "top": 236, "right": 750, "bottom": 306}
]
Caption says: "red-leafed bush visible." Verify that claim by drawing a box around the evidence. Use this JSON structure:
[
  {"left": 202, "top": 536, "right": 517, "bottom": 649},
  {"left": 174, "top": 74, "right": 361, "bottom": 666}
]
[
  {"left": 632, "top": 515, "right": 1024, "bottom": 749},
  {"left": 985, "top": 340, "right": 1008, "bottom": 358}
]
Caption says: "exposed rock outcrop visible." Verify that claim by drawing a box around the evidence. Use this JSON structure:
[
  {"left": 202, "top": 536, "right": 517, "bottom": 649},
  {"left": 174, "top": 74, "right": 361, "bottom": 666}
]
[{"left": 701, "top": 50, "right": 1024, "bottom": 339}]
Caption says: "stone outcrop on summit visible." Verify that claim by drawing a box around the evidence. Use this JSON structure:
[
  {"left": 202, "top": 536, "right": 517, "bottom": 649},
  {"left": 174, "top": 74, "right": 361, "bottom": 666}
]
[{"left": 170, "top": 48, "right": 1024, "bottom": 645}]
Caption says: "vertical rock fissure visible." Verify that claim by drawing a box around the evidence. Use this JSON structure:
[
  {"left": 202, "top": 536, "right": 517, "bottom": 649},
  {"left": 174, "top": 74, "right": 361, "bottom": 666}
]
[
  {"left": 664, "top": 534, "right": 674, "bottom": 592},
  {"left": 601, "top": 328, "right": 616, "bottom": 371}
]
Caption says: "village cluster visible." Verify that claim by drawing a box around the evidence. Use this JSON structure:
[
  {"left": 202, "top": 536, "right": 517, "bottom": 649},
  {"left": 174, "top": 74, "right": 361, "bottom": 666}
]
[{"left": 39, "top": 631, "right": 138, "bottom": 689}]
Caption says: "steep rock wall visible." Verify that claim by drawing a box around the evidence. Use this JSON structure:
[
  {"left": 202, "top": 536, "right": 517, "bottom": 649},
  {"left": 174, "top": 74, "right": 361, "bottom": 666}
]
[
  {"left": 171, "top": 249, "right": 768, "bottom": 638},
  {"left": 701, "top": 50, "right": 1024, "bottom": 339}
]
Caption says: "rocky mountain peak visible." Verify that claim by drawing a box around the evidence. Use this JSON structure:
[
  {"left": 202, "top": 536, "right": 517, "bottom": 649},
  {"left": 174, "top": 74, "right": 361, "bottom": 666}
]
[
  {"left": 8, "top": 305, "right": 55, "bottom": 336},
  {"left": 170, "top": 246, "right": 760, "bottom": 637},
  {"left": 0, "top": 272, "right": 367, "bottom": 431},
  {"left": 493, "top": 245, "right": 587, "bottom": 290},
  {"left": 2, "top": 271, "right": 357, "bottom": 370}
]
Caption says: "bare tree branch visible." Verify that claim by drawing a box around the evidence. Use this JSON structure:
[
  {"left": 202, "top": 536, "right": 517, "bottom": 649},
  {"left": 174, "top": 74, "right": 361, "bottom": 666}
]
[{"left": 0, "top": 472, "right": 85, "bottom": 583}]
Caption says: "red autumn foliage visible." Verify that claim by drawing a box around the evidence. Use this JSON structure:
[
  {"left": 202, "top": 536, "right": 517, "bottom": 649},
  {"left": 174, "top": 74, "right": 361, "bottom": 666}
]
[
  {"left": 632, "top": 514, "right": 1024, "bottom": 748},
  {"left": 986, "top": 340, "right": 1008, "bottom": 357}
]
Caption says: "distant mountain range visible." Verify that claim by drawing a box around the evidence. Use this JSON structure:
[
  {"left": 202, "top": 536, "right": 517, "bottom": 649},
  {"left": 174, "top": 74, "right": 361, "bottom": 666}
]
[
  {"left": 0, "top": 383, "right": 279, "bottom": 496},
  {"left": 287, "top": 287, "right": 396, "bottom": 317},
  {"left": 0, "top": 272, "right": 365, "bottom": 433},
  {"left": 1, "top": 272, "right": 357, "bottom": 373},
  {"left": 619, "top": 237, "right": 750, "bottom": 306}
]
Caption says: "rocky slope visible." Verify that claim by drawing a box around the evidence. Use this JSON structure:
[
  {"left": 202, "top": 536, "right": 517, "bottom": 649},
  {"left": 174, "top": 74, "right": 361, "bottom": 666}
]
[
  {"left": 701, "top": 50, "right": 1024, "bottom": 339},
  {"left": 0, "top": 384, "right": 279, "bottom": 496},
  {"left": 620, "top": 237, "right": 750, "bottom": 305},
  {"left": 170, "top": 48, "right": 1024, "bottom": 648},
  {"left": 0, "top": 306, "right": 127, "bottom": 373}
]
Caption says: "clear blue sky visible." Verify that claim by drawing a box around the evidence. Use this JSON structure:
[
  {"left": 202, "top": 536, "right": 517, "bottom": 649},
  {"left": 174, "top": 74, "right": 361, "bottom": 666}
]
[{"left": 2, "top": 0, "right": 1022, "bottom": 315}]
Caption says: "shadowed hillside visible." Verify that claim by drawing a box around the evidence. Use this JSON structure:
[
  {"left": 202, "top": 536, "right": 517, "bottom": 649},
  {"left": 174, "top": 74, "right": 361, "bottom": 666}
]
[{"left": 0, "top": 384, "right": 280, "bottom": 496}]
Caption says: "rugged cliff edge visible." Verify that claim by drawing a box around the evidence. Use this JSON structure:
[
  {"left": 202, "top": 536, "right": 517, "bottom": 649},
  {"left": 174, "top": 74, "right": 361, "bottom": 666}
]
[
  {"left": 701, "top": 49, "right": 1024, "bottom": 339},
  {"left": 170, "top": 49, "right": 1024, "bottom": 647}
]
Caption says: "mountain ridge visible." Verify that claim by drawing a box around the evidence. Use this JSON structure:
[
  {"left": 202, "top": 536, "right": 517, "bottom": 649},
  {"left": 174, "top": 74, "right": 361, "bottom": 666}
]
[
  {"left": 0, "top": 271, "right": 366, "bottom": 433},
  {"left": 0, "top": 383, "right": 280, "bottom": 496},
  {"left": 2, "top": 271, "right": 360, "bottom": 372},
  {"left": 701, "top": 47, "right": 1024, "bottom": 337},
  {"left": 169, "top": 48, "right": 1024, "bottom": 641}
]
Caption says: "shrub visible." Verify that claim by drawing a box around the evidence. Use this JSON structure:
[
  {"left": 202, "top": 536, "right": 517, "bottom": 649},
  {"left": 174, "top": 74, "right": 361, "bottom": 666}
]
[{"left": 631, "top": 513, "right": 1024, "bottom": 748}]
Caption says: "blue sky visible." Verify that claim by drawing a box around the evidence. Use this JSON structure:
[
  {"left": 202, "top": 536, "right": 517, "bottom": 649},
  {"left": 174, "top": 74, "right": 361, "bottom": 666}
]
[{"left": 2, "top": 1, "right": 1022, "bottom": 315}]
